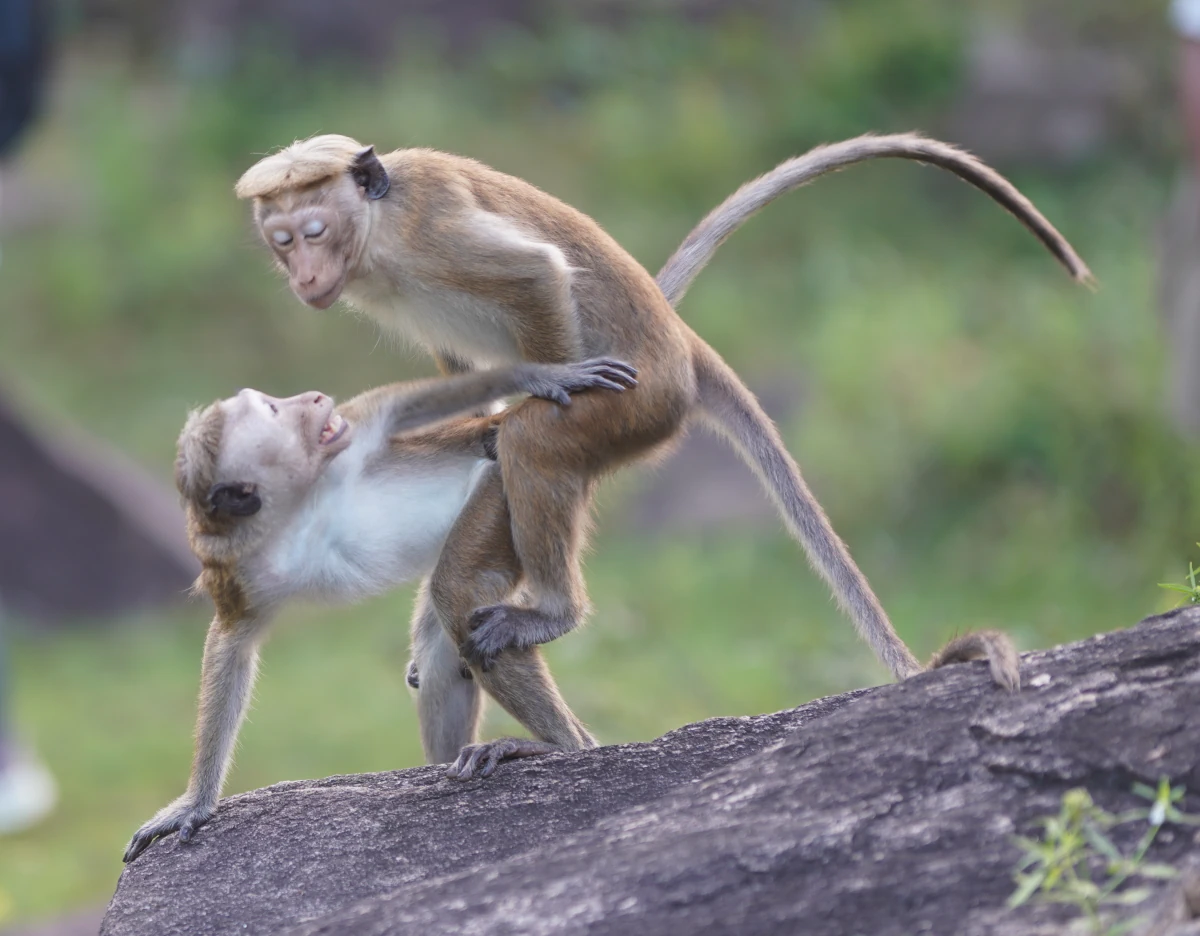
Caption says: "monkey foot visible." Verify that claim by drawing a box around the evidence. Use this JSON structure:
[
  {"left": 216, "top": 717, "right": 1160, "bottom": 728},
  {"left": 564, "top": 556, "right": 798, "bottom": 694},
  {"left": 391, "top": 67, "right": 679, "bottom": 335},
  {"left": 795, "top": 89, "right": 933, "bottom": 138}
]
[
  {"left": 462, "top": 605, "right": 573, "bottom": 671},
  {"left": 446, "top": 738, "right": 560, "bottom": 780},
  {"left": 123, "top": 798, "right": 215, "bottom": 863}
]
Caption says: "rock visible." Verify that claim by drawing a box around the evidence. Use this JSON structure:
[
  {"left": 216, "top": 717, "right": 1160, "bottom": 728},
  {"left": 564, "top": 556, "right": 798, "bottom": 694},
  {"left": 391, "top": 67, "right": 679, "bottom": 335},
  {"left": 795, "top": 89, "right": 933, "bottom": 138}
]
[
  {"left": 103, "top": 689, "right": 865, "bottom": 936},
  {"left": 103, "top": 609, "right": 1200, "bottom": 936},
  {"left": 0, "top": 386, "right": 197, "bottom": 623}
]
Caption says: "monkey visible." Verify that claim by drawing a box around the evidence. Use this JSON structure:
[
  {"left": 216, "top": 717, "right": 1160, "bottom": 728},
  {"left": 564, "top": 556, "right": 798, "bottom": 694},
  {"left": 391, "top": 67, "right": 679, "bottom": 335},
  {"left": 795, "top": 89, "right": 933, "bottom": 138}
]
[
  {"left": 235, "top": 132, "right": 1082, "bottom": 777},
  {"left": 121, "top": 357, "right": 638, "bottom": 863},
  {"left": 119, "top": 371, "right": 1018, "bottom": 866}
]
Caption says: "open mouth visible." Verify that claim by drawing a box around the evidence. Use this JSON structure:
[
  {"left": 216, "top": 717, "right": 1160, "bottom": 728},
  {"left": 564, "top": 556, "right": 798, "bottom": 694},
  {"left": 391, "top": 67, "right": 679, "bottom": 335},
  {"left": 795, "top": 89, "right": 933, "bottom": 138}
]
[{"left": 319, "top": 413, "right": 348, "bottom": 446}]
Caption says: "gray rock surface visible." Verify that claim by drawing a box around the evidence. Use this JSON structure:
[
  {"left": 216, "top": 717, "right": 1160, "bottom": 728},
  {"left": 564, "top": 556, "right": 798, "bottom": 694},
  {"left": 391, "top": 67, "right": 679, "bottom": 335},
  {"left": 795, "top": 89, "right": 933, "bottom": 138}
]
[{"left": 104, "top": 609, "right": 1200, "bottom": 936}]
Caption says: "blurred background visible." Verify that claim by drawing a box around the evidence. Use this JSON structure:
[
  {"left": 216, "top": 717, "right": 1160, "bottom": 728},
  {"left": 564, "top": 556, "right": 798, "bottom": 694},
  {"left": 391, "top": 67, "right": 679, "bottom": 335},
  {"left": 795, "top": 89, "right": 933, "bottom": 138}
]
[{"left": 0, "top": 0, "right": 1193, "bottom": 928}]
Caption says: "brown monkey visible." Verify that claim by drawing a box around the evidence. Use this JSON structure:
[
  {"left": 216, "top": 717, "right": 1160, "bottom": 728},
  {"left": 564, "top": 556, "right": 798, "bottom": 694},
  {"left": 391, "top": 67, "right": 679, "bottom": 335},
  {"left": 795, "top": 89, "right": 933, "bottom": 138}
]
[
  {"left": 236, "top": 132, "right": 1081, "bottom": 772},
  {"left": 122, "top": 357, "right": 638, "bottom": 862}
]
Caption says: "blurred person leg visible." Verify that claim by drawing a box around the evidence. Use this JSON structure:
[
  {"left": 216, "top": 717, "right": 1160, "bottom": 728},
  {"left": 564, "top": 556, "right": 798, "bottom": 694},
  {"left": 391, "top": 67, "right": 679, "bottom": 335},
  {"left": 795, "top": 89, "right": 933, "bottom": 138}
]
[
  {"left": 0, "top": 597, "right": 56, "bottom": 835},
  {"left": 0, "top": 0, "right": 56, "bottom": 834},
  {"left": 0, "top": 0, "right": 48, "bottom": 263},
  {"left": 1161, "top": 2, "right": 1200, "bottom": 436}
]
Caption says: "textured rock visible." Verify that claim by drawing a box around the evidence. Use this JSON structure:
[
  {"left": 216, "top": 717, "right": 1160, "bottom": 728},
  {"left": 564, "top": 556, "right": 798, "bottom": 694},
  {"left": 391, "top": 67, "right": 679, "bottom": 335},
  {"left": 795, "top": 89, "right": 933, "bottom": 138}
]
[
  {"left": 103, "top": 690, "right": 865, "bottom": 935},
  {"left": 104, "top": 609, "right": 1200, "bottom": 936}
]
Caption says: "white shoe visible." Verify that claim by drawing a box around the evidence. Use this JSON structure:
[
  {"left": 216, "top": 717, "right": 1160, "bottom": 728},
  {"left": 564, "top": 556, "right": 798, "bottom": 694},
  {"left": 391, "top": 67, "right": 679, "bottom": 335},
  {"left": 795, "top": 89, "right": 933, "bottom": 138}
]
[{"left": 0, "top": 750, "right": 57, "bottom": 835}]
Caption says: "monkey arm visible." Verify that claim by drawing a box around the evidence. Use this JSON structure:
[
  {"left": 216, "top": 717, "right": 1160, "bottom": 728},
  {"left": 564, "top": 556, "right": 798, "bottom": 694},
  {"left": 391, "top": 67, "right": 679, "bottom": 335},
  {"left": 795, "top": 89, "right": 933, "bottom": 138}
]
[
  {"left": 420, "top": 211, "right": 585, "bottom": 362},
  {"left": 123, "top": 615, "right": 267, "bottom": 862},
  {"left": 382, "top": 359, "right": 637, "bottom": 437}
]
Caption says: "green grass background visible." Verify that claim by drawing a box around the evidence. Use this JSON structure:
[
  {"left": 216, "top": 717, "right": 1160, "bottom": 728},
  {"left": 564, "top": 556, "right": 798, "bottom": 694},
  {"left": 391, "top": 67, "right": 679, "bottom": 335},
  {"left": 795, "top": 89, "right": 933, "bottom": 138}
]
[{"left": 2, "top": 2, "right": 1197, "bottom": 924}]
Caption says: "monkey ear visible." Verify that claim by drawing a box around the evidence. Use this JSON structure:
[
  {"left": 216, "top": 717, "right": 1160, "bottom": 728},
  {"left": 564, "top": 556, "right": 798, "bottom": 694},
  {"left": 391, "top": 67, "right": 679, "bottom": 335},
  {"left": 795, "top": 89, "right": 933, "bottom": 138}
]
[
  {"left": 208, "top": 482, "right": 262, "bottom": 518},
  {"left": 351, "top": 146, "right": 391, "bottom": 200}
]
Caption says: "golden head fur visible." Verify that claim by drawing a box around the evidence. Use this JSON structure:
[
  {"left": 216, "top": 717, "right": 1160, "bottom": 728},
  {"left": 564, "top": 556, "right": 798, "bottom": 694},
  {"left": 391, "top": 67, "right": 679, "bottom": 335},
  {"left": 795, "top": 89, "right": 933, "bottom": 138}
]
[
  {"left": 176, "top": 402, "right": 224, "bottom": 511},
  {"left": 234, "top": 134, "right": 367, "bottom": 202},
  {"left": 173, "top": 402, "right": 251, "bottom": 620}
]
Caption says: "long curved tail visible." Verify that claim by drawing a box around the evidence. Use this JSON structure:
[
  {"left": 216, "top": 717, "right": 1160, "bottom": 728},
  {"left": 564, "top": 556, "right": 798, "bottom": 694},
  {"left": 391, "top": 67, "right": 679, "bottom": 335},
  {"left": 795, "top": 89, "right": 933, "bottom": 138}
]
[
  {"left": 690, "top": 341, "right": 922, "bottom": 680},
  {"left": 656, "top": 132, "right": 1093, "bottom": 306}
]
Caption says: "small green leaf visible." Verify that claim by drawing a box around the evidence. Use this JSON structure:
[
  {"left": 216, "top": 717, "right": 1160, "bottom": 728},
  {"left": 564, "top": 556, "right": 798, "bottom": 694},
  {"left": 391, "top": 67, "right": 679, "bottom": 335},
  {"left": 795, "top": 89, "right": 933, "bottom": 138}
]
[
  {"left": 1008, "top": 872, "right": 1044, "bottom": 908},
  {"left": 1105, "top": 916, "right": 1148, "bottom": 936},
  {"left": 1107, "top": 887, "right": 1152, "bottom": 906},
  {"left": 1136, "top": 863, "right": 1179, "bottom": 879},
  {"left": 1084, "top": 826, "right": 1123, "bottom": 864}
]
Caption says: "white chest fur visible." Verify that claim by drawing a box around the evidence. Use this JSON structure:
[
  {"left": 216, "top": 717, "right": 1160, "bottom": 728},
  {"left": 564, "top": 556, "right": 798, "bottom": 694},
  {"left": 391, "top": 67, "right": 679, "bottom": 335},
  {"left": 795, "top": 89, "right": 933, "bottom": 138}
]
[
  {"left": 257, "top": 429, "right": 487, "bottom": 604},
  {"left": 346, "top": 275, "right": 522, "bottom": 367},
  {"left": 343, "top": 209, "right": 576, "bottom": 367}
]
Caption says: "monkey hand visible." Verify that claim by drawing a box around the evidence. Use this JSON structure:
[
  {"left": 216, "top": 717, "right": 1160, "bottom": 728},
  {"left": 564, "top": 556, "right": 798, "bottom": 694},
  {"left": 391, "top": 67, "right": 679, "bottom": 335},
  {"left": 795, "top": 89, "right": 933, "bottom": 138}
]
[
  {"left": 523, "top": 358, "right": 638, "bottom": 406},
  {"left": 123, "top": 794, "right": 215, "bottom": 863}
]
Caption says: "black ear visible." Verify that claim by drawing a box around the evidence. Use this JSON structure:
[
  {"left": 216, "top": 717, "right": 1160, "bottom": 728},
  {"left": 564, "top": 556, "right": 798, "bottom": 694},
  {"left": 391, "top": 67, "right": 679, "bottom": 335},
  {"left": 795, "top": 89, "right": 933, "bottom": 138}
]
[
  {"left": 351, "top": 146, "right": 390, "bottom": 200},
  {"left": 208, "top": 482, "right": 262, "bottom": 518}
]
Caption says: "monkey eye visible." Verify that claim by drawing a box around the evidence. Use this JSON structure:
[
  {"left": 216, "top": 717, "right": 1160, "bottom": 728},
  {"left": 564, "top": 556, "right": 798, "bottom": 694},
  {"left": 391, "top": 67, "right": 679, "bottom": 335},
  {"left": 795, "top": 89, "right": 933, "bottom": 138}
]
[
  {"left": 271, "top": 230, "right": 293, "bottom": 247},
  {"left": 302, "top": 219, "right": 327, "bottom": 239}
]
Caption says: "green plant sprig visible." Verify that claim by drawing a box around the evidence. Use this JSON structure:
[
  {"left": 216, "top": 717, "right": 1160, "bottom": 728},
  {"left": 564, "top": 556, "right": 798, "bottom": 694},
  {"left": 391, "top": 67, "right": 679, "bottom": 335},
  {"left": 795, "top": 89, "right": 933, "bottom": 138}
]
[
  {"left": 1009, "top": 779, "right": 1197, "bottom": 936},
  {"left": 1158, "top": 544, "right": 1200, "bottom": 605}
]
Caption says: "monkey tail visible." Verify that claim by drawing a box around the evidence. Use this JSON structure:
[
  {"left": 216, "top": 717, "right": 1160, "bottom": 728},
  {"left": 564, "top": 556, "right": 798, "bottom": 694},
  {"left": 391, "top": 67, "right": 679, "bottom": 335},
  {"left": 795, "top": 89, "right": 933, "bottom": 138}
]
[
  {"left": 690, "top": 341, "right": 922, "bottom": 681},
  {"left": 656, "top": 132, "right": 1094, "bottom": 306},
  {"left": 927, "top": 629, "right": 1021, "bottom": 692}
]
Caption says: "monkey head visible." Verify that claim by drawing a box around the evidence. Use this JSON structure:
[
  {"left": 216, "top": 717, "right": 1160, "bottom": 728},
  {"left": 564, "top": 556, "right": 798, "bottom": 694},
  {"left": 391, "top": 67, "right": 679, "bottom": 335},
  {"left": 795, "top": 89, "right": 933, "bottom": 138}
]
[
  {"left": 236, "top": 136, "right": 389, "bottom": 310},
  {"left": 176, "top": 389, "right": 353, "bottom": 542}
]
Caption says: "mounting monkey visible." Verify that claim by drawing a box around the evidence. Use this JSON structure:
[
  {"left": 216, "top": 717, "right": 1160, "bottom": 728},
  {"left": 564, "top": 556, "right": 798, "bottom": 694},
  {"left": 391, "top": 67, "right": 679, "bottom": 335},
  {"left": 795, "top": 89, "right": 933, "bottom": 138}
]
[
  {"left": 122, "top": 358, "right": 639, "bottom": 862},
  {"left": 235, "top": 132, "right": 1086, "bottom": 773},
  {"left": 121, "top": 351, "right": 1011, "bottom": 865}
]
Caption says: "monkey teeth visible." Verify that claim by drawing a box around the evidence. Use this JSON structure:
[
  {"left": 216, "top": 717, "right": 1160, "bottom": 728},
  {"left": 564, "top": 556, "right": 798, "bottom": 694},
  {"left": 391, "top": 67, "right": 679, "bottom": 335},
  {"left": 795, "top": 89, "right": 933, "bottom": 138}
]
[{"left": 319, "top": 413, "right": 347, "bottom": 445}]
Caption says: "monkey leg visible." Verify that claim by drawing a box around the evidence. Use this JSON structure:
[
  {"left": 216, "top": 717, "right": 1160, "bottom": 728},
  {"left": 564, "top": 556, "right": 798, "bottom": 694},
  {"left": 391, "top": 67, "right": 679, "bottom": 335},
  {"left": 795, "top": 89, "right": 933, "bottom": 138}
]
[
  {"left": 462, "top": 366, "right": 692, "bottom": 670},
  {"left": 409, "top": 578, "right": 482, "bottom": 765},
  {"left": 431, "top": 465, "right": 596, "bottom": 779},
  {"left": 124, "top": 615, "right": 265, "bottom": 862},
  {"left": 458, "top": 467, "right": 598, "bottom": 670},
  {"left": 446, "top": 647, "right": 597, "bottom": 780}
]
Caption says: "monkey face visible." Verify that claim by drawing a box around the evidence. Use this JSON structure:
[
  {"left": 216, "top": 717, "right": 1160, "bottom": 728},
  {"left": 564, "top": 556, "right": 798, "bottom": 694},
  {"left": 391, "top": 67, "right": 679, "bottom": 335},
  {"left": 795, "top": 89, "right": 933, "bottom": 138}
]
[
  {"left": 215, "top": 389, "right": 353, "bottom": 518},
  {"left": 256, "top": 180, "right": 367, "bottom": 311}
]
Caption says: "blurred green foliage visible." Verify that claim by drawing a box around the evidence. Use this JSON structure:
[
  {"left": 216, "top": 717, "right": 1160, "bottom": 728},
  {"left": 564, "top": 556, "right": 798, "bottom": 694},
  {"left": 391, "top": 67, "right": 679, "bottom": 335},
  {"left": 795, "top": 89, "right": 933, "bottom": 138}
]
[{"left": 1, "top": 2, "right": 1196, "bottom": 924}]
